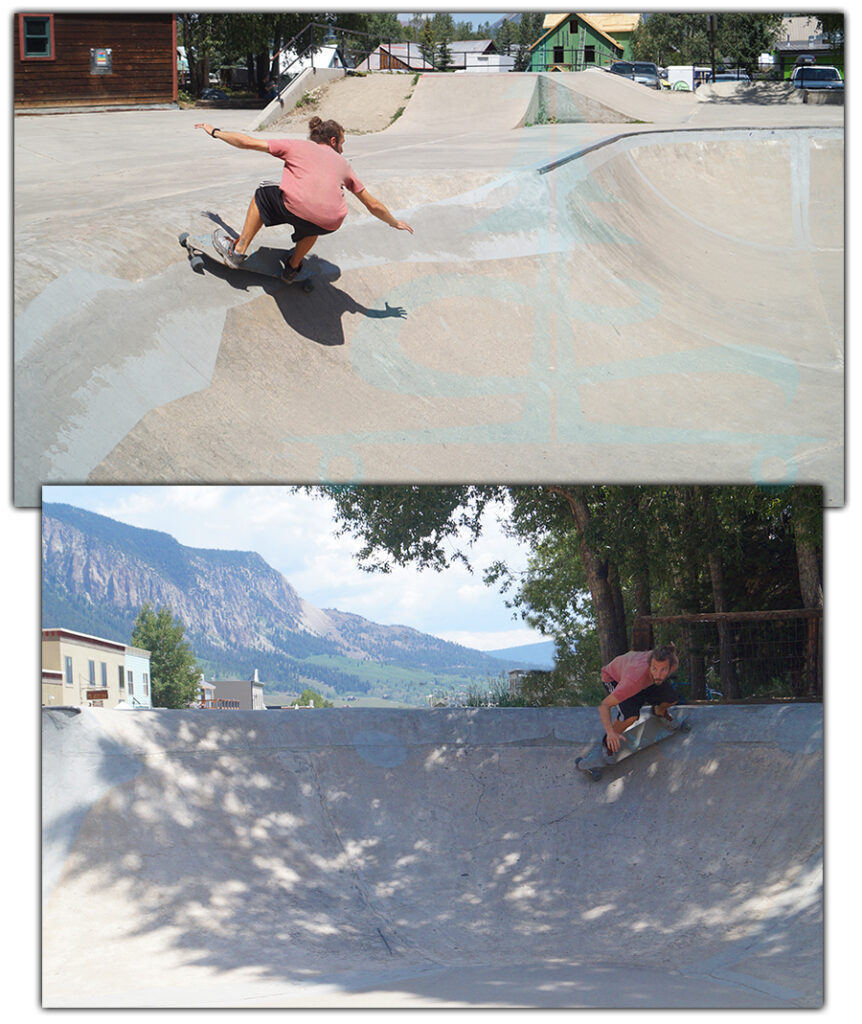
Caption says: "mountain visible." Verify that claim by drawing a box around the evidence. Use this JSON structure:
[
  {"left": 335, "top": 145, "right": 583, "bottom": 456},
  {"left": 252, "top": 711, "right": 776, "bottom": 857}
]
[{"left": 41, "top": 504, "right": 547, "bottom": 701}]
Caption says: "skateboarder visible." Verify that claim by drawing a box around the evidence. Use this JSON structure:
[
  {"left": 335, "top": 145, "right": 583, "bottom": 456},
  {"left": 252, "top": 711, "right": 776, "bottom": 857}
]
[
  {"left": 598, "top": 643, "right": 680, "bottom": 754},
  {"left": 194, "top": 116, "right": 414, "bottom": 278}
]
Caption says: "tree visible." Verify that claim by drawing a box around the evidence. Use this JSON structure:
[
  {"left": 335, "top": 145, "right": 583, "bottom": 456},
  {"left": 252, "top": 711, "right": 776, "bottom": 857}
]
[
  {"left": 432, "top": 13, "right": 455, "bottom": 71},
  {"left": 515, "top": 13, "right": 544, "bottom": 71},
  {"left": 631, "top": 12, "right": 782, "bottom": 70},
  {"left": 715, "top": 12, "right": 783, "bottom": 70},
  {"left": 179, "top": 13, "right": 223, "bottom": 97},
  {"left": 131, "top": 603, "right": 201, "bottom": 708},
  {"left": 419, "top": 17, "right": 436, "bottom": 68},
  {"left": 217, "top": 12, "right": 322, "bottom": 96},
  {"left": 322, "top": 484, "right": 821, "bottom": 702},
  {"left": 495, "top": 16, "right": 516, "bottom": 56},
  {"left": 295, "top": 688, "right": 333, "bottom": 708}
]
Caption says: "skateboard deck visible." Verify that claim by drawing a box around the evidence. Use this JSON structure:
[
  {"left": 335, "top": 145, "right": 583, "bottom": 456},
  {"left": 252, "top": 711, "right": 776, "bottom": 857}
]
[
  {"left": 576, "top": 708, "right": 691, "bottom": 780},
  {"left": 179, "top": 229, "right": 315, "bottom": 291}
]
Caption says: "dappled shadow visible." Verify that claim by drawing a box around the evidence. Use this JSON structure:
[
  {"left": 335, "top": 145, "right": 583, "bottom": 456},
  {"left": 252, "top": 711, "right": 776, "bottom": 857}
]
[
  {"left": 694, "top": 84, "right": 810, "bottom": 106},
  {"left": 42, "top": 707, "right": 823, "bottom": 1007}
]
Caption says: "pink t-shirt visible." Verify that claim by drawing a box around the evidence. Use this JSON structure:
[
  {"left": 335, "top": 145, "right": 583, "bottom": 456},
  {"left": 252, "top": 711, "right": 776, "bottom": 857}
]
[
  {"left": 601, "top": 650, "right": 678, "bottom": 703},
  {"left": 267, "top": 138, "right": 365, "bottom": 231}
]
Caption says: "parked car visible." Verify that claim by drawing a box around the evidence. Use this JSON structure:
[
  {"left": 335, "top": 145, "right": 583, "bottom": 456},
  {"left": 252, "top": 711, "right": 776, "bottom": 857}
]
[
  {"left": 608, "top": 60, "right": 661, "bottom": 89},
  {"left": 631, "top": 61, "right": 661, "bottom": 89},
  {"left": 609, "top": 60, "right": 634, "bottom": 77},
  {"left": 790, "top": 65, "right": 844, "bottom": 90}
]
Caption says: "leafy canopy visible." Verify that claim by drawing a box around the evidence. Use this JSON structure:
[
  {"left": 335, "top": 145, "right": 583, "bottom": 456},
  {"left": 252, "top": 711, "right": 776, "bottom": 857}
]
[{"left": 131, "top": 603, "right": 201, "bottom": 709}]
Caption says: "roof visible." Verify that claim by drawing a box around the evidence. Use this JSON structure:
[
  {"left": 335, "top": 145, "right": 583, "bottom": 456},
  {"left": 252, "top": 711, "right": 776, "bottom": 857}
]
[
  {"left": 532, "top": 13, "right": 624, "bottom": 54},
  {"left": 583, "top": 13, "right": 642, "bottom": 35},
  {"left": 447, "top": 39, "right": 497, "bottom": 54},
  {"left": 357, "top": 43, "right": 435, "bottom": 71},
  {"left": 542, "top": 14, "right": 569, "bottom": 32},
  {"left": 42, "top": 627, "right": 150, "bottom": 658}
]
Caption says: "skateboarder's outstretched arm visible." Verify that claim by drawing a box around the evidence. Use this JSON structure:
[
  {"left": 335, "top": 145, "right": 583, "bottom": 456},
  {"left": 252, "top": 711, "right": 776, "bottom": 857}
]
[
  {"left": 195, "top": 123, "right": 269, "bottom": 152},
  {"left": 355, "top": 189, "right": 414, "bottom": 234}
]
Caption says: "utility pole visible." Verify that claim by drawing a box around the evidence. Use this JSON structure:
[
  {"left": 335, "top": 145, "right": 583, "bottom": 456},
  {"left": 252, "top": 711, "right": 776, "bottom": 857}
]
[{"left": 706, "top": 14, "right": 718, "bottom": 83}]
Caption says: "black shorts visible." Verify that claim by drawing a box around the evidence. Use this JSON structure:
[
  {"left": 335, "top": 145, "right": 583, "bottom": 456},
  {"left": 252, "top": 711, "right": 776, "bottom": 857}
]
[
  {"left": 253, "top": 183, "right": 333, "bottom": 241},
  {"left": 616, "top": 679, "right": 678, "bottom": 721}
]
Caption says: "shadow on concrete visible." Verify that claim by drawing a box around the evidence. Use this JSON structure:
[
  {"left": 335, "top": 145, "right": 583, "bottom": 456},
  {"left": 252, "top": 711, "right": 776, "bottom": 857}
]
[
  {"left": 182, "top": 244, "right": 407, "bottom": 349},
  {"left": 42, "top": 707, "right": 823, "bottom": 1008}
]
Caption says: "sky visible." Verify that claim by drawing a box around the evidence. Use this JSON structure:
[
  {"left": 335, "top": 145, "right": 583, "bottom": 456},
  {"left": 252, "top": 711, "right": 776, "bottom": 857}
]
[{"left": 42, "top": 485, "right": 548, "bottom": 653}]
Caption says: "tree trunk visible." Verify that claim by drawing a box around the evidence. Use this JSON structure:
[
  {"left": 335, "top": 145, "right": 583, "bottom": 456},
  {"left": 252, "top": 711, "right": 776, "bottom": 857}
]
[
  {"left": 551, "top": 487, "right": 629, "bottom": 665},
  {"left": 707, "top": 551, "right": 738, "bottom": 699},
  {"left": 683, "top": 624, "right": 707, "bottom": 700},
  {"left": 633, "top": 574, "right": 653, "bottom": 649},
  {"left": 793, "top": 490, "right": 822, "bottom": 695}
]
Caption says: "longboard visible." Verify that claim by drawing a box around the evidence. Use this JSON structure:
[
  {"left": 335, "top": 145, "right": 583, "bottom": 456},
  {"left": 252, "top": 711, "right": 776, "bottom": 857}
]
[
  {"left": 576, "top": 708, "right": 692, "bottom": 780},
  {"left": 179, "top": 229, "right": 315, "bottom": 292}
]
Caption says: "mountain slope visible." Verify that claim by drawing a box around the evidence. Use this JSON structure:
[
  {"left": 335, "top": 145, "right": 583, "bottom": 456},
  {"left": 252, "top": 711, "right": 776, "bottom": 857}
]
[{"left": 41, "top": 504, "right": 544, "bottom": 697}]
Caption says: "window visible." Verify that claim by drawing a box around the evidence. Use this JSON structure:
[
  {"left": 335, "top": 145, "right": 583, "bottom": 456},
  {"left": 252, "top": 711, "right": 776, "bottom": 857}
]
[
  {"left": 88, "top": 660, "right": 96, "bottom": 684},
  {"left": 143, "top": 673, "right": 150, "bottom": 696},
  {"left": 128, "top": 670, "right": 134, "bottom": 696},
  {"left": 584, "top": 46, "right": 596, "bottom": 64},
  {"left": 64, "top": 656, "right": 73, "bottom": 686},
  {"left": 19, "top": 14, "right": 54, "bottom": 60},
  {"left": 101, "top": 662, "right": 108, "bottom": 687},
  {"left": 553, "top": 46, "right": 564, "bottom": 64},
  {"left": 118, "top": 666, "right": 125, "bottom": 690}
]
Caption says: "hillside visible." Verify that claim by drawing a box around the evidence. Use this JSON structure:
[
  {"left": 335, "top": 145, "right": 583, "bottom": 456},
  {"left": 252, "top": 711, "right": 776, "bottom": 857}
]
[{"left": 42, "top": 503, "right": 545, "bottom": 702}]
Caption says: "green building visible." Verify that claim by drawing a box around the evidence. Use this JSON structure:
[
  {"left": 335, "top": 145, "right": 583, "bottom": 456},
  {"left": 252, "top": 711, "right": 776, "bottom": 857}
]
[
  {"left": 582, "top": 13, "right": 643, "bottom": 61},
  {"left": 528, "top": 13, "right": 628, "bottom": 72}
]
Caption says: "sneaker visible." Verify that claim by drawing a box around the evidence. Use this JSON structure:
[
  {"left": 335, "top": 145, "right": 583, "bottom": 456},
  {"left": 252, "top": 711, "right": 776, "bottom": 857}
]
[
  {"left": 212, "top": 229, "right": 246, "bottom": 269},
  {"left": 281, "top": 252, "right": 304, "bottom": 283}
]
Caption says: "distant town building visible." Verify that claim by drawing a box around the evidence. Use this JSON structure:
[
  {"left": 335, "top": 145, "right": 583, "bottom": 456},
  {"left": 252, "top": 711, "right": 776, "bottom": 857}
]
[
  {"left": 42, "top": 628, "right": 152, "bottom": 709},
  {"left": 198, "top": 669, "right": 265, "bottom": 710},
  {"left": 447, "top": 40, "right": 515, "bottom": 73},
  {"left": 775, "top": 14, "right": 843, "bottom": 76}
]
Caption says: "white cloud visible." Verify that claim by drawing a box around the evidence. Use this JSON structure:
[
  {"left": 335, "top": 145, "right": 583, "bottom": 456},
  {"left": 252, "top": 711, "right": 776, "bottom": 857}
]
[{"left": 440, "top": 628, "right": 549, "bottom": 651}]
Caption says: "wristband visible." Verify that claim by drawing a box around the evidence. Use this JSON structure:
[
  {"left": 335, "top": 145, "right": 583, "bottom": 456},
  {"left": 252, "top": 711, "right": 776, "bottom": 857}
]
[{"left": 212, "top": 128, "right": 221, "bottom": 138}]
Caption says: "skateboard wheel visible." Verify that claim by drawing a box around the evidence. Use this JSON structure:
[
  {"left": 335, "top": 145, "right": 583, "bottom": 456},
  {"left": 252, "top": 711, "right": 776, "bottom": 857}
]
[
  {"left": 190, "top": 256, "right": 204, "bottom": 272},
  {"left": 302, "top": 281, "right": 314, "bottom": 293},
  {"left": 178, "top": 232, "right": 189, "bottom": 247},
  {"left": 589, "top": 768, "right": 602, "bottom": 781}
]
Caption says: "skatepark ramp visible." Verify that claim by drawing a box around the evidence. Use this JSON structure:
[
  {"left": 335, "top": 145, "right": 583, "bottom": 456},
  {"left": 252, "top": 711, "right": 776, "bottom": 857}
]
[
  {"left": 382, "top": 70, "right": 782, "bottom": 133},
  {"left": 382, "top": 71, "right": 689, "bottom": 133},
  {"left": 326, "top": 123, "right": 843, "bottom": 502},
  {"left": 42, "top": 704, "right": 822, "bottom": 1008},
  {"left": 385, "top": 72, "right": 541, "bottom": 133},
  {"left": 13, "top": 115, "right": 844, "bottom": 506}
]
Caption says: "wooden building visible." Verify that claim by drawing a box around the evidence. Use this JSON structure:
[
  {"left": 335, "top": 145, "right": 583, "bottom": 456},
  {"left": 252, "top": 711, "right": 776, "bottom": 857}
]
[
  {"left": 14, "top": 12, "right": 177, "bottom": 110},
  {"left": 529, "top": 13, "right": 624, "bottom": 72},
  {"left": 582, "top": 13, "right": 643, "bottom": 61},
  {"left": 355, "top": 43, "right": 435, "bottom": 72}
]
